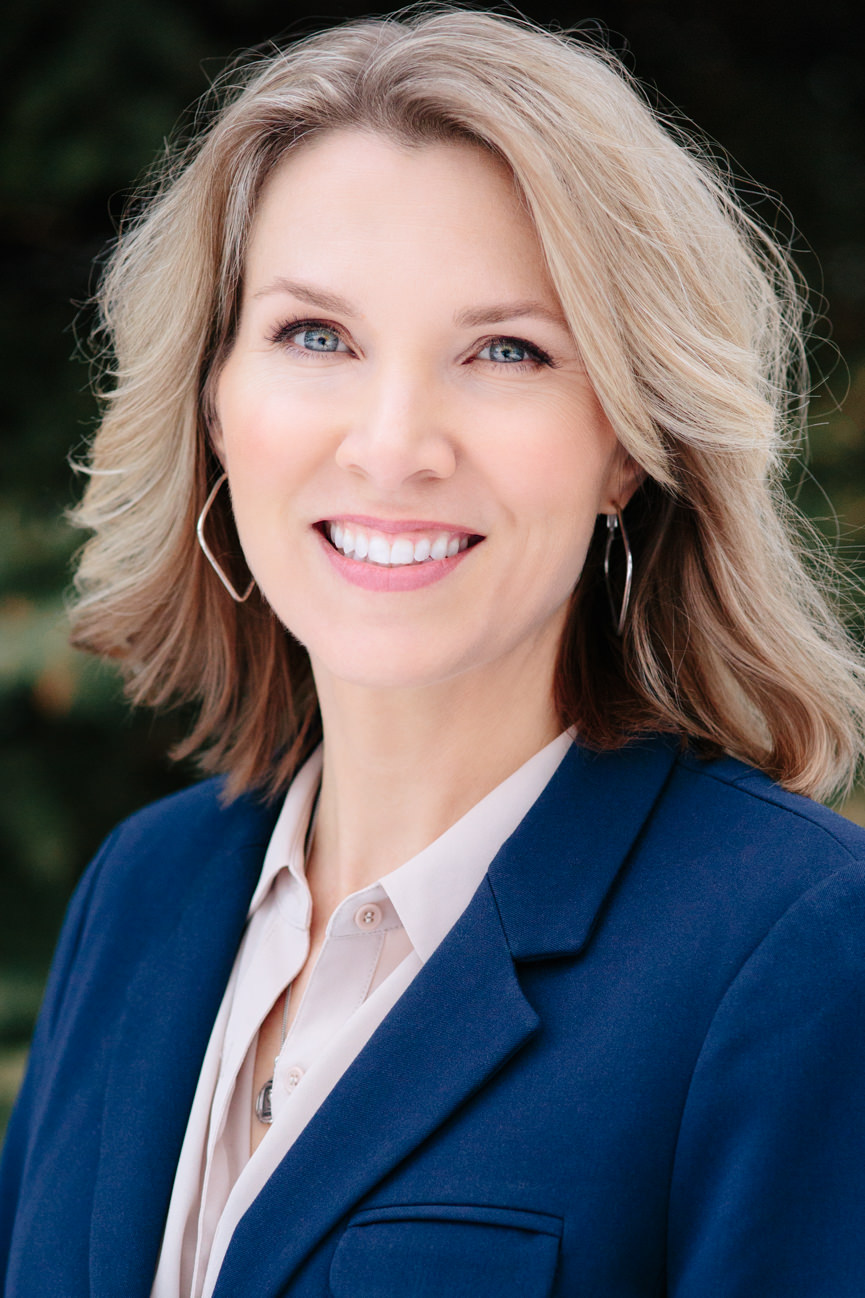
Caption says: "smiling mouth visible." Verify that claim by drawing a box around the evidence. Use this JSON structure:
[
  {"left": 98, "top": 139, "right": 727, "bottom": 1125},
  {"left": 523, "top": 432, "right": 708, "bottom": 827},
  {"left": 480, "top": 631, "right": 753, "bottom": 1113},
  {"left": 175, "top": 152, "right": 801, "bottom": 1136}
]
[{"left": 318, "top": 520, "right": 484, "bottom": 568}]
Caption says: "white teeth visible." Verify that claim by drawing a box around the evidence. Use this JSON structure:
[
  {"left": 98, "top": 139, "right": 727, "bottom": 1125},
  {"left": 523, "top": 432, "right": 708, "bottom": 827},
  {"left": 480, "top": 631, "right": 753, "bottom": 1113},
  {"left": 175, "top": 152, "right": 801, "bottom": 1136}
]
[
  {"left": 326, "top": 522, "right": 475, "bottom": 567},
  {"left": 390, "top": 539, "right": 415, "bottom": 566},
  {"left": 367, "top": 536, "right": 391, "bottom": 565}
]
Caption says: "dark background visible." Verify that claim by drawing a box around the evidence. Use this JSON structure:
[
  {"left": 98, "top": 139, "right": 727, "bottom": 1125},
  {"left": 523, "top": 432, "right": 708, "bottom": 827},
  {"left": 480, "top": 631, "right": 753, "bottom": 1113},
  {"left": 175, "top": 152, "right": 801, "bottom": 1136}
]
[{"left": 1, "top": 0, "right": 863, "bottom": 1134}]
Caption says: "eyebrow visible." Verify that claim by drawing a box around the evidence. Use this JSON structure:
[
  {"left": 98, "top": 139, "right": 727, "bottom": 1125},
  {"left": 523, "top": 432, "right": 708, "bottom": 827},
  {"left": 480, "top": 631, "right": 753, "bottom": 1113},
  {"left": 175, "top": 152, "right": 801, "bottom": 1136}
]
[
  {"left": 253, "top": 278, "right": 569, "bottom": 331},
  {"left": 454, "top": 301, "right": 569, "bottom": 329},
  {"left": 253, "top": 278, "right": 359, "bottom": 315}
]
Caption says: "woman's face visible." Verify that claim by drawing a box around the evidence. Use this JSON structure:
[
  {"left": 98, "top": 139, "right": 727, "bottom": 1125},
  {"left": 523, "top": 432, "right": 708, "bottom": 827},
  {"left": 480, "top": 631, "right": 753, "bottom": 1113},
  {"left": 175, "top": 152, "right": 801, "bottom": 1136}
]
[{"left": 214, "top": 129, "right": 632, "bottom": 698}]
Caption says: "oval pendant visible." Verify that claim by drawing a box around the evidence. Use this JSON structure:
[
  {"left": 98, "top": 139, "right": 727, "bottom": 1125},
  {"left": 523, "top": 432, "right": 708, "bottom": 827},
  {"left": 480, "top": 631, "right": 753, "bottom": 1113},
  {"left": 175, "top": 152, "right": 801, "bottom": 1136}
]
[{"left": 255, "top": 1078, "right": 274, "bottom": 1124}]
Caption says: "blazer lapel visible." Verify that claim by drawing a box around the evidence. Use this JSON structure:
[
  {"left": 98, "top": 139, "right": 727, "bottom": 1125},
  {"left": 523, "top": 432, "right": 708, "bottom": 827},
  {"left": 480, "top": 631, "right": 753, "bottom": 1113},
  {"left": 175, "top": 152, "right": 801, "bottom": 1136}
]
[
  {"left": 212, "top": 734, "right": 679, "bottom": 1298},
  {"left": 89, "top": 791, "right": 278, "bottom": 1298},
  {"left": 211, "top": 875, "right": 537, "bottom": 1298},
  {"left": 490, "top": 732, "right": 680, "bottom": 959}
]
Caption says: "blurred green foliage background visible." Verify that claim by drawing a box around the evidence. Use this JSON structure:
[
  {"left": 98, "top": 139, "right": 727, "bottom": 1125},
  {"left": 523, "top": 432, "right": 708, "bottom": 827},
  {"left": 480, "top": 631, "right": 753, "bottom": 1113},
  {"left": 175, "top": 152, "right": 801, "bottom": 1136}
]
[{"left": 1, "top": 0, "right": 863, "bottom": 1137}]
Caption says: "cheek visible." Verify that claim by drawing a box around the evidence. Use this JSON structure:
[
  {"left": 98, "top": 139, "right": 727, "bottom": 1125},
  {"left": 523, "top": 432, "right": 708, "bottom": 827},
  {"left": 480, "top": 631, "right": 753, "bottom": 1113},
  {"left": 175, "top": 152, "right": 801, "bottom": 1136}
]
[
  {"left": 488, "top": 411, "right": 618, "bottom": 612},
  {"left": 216, "top": 371, "right": 324, "bottom": 491},
  {"left": 211, "top": 383, "right": 326, "bottom": 588},
  {"left": 493, "top": 418, "right": 617, "bottom": 532}
]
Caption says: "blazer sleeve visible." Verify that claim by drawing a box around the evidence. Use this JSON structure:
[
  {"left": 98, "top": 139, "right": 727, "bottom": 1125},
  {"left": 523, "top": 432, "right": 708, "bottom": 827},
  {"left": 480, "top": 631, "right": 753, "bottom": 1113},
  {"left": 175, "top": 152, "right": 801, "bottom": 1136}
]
[
  {"left": 667, "top": 859, "right": 865, "bottom": 1297},
  {"left": 0, "top": 827, "right": 120, "bottom": 1273}
]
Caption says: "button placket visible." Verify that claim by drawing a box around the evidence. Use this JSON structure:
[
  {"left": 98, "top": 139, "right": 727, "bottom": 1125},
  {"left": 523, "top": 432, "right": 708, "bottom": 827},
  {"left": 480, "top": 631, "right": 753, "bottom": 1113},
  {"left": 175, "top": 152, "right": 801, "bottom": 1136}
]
[{"left": 269, "top": 891, "right": 397, "bottom": 1123}]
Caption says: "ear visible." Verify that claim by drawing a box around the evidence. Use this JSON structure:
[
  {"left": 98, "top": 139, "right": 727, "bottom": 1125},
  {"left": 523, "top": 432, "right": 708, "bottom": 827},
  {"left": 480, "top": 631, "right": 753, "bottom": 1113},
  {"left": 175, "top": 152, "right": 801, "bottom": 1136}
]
[
  {"left": 600, "top": 449, "right": 646, "bottom": 515},
  {"left": 208, "top": 413, "right": 227, "bottom": 469},
  {"left": 202, "top": 373, "right": 227, "bottom": 469}
]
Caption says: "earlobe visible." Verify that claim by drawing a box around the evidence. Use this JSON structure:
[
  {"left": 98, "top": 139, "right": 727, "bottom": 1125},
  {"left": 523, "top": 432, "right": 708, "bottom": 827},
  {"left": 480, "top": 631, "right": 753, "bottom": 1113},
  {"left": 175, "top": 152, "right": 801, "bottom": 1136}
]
[
  {"left": 206, "top": 411, "right": 227, "bottom": 470},
  {"left": 601, "top": 451, "right": 646, "bottom": 516},
  {"left": 621, "top": 454, "right": 648, "bottom": 508}
]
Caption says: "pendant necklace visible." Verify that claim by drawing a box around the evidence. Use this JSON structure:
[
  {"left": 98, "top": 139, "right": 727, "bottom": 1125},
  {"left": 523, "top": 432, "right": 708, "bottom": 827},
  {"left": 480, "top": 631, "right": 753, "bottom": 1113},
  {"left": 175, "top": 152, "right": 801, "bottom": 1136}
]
[
  {"left": 254, "top": 782, "right": 319, "bottom": 1126},
  {"left": 254, "top": 986, "right": 291, "bottom": 1125}
]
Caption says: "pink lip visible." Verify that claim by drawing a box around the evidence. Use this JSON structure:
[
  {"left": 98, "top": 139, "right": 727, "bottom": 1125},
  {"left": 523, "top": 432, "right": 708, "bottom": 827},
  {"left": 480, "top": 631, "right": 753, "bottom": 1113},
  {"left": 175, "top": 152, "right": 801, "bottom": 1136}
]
[
  {"left": 320, "top": 514, "right": 478, "bottom": 537},
  {"left": 315, "top": 526, "right": 479, "bottom": 591}
]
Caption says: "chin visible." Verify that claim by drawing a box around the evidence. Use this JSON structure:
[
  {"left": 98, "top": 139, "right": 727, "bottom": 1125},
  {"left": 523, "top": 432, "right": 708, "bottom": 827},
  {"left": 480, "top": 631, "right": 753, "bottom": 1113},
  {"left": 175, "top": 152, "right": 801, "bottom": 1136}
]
[
  {"left": 304, "top": 633, "right": 479, "bottom": 695},
  {"left": 313, "top": 657, "right": 462, "bottom": 694}
]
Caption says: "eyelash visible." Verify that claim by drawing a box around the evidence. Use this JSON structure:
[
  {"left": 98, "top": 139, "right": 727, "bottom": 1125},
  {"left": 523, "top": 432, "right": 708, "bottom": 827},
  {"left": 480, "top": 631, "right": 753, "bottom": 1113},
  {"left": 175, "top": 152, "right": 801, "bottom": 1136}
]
[
  {"left": 268, "top": 319, "right": 345, "bottom": 354},
  {"left": 267, "top": 317, "right": 556, "bottom": 371}
]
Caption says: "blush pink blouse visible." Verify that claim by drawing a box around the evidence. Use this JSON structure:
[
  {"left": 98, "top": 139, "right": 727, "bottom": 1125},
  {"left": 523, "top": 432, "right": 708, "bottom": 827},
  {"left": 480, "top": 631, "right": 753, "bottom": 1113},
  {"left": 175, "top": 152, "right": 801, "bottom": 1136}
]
[{"left": 151, "top": 732, "right": 573, "bottom": 1298}]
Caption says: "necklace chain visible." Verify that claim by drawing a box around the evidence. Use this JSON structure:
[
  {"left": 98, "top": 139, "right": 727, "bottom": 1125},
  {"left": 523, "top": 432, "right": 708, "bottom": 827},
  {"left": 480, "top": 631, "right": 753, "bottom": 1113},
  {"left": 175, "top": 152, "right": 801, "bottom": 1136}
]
[{"left": 254, "top": 784, "right": 320, "bottom": 1127}]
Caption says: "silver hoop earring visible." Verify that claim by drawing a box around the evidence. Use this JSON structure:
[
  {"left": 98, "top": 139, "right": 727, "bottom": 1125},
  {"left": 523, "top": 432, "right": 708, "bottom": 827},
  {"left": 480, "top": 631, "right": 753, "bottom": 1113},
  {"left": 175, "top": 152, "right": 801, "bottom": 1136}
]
[
  {"left": 196, "top": 473, "right": 254, "bottom": 603},
  {"left": 603, "top": 506, "right": 633, "bottom": 636}
]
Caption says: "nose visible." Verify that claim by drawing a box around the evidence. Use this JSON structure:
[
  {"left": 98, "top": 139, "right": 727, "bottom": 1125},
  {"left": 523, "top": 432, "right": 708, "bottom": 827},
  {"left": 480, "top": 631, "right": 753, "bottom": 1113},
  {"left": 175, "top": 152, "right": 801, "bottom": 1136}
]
[{"left": 334, "top": 366, "right": 457, "bottom": 489}]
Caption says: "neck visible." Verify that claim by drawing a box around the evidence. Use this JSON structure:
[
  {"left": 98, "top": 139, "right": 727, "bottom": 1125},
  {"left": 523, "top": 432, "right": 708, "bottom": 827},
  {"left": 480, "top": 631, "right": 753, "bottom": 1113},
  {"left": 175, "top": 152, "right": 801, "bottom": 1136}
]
[{"left": 306, "top": 654, "right": 561, "bottom": 903}]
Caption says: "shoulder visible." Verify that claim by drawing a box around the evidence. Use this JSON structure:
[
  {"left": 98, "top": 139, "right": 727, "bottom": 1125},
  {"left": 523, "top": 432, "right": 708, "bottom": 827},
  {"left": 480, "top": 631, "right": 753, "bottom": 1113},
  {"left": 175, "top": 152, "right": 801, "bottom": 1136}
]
[
  {"left": 30, "top": 778, "right": 279, "bottom": 1033},
  {"left": 662, "top": 758, "right": 865, "bottom": 1288},
  {"left": 667, "top": 746, "right": 865, "bottom": 862},
  {"left": 89, "top": 771, "right": 279, "bottom": 876},
  {"left": 62, "top": 777, "right": 279, "bottom": 958},
  {"left": 99, "top": 775, "right": 277, "bottom": 863},
  {"left": 634, "top": 743, "right": 865, "bottom": 939}
]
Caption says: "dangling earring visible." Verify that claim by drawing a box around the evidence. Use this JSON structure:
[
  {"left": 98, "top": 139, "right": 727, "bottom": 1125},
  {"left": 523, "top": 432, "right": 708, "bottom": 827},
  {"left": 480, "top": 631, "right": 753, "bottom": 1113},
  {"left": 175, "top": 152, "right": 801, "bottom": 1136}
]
[
  {"left": 603, "top": 506, "right": 632, "bottom": 636},
  {"left": 196, "top": 473, "right": 254, "bottom": 603}
]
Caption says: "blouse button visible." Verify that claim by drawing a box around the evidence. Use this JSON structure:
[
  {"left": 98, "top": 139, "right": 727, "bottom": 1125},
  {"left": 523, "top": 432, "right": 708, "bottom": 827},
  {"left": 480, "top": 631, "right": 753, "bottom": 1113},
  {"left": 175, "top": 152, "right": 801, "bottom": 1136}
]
[
  {"left": 354, "top": 902, "right": 382, "bottom": 930},
  {"left": 285, "top": 1065, "right": 304, "bottom": 1091}
]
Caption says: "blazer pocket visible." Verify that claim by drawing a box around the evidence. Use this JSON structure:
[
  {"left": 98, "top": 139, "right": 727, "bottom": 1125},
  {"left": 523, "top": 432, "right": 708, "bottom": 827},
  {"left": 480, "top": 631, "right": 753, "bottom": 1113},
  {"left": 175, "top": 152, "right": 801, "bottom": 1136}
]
[{"left": 329, "top": 1203, "right": 562, "bottom": 1298}]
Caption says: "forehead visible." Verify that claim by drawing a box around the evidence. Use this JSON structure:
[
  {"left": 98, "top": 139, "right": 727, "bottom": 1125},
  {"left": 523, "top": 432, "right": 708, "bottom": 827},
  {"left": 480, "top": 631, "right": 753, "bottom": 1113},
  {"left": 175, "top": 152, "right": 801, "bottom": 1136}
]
[{"left": 242, "top": 128, "right": 558, "bottom": 306}]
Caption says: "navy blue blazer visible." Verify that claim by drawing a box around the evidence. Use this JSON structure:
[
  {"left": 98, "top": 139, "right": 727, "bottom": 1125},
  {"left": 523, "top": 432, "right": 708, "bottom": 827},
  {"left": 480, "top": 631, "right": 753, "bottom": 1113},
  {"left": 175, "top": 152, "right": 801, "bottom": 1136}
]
[{"left": 3, "top": 735, "right": 865, "bottom": 1297}]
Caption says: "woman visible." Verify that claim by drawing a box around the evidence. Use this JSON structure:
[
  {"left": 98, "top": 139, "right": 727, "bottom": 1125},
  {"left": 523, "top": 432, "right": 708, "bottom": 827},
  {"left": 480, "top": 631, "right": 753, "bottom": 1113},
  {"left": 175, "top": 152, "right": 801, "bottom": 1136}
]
[{"left": 2, "top": 8, "right": 865, "bottom": 1296}]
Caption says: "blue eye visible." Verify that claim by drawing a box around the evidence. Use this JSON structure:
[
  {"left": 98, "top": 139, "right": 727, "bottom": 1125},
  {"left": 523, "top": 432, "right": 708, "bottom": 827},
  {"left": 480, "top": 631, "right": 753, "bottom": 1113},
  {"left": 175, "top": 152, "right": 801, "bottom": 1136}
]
[
  {"left": 476, "top": 337, "right": 551, "bottom": 367},
  {"left": 485, "top": 339, "right": 530, "bottom": 363},
  {"left": 292, "top": 325, "right": 343, "bottom": 352}
]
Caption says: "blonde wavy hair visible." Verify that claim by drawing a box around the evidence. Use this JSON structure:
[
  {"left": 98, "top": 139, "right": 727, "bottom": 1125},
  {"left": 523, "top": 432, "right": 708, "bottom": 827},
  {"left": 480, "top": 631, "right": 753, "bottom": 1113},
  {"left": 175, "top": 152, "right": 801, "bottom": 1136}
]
[{"left": 69, "top": 5, "right": 865, "bottom": 802}]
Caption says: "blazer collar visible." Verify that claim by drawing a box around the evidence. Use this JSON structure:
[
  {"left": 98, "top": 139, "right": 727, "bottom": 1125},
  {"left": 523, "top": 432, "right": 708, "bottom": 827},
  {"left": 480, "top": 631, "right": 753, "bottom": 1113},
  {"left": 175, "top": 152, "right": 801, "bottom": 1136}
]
[
  {"left": 211, "top": 733, "right": 679, "bottom": 1298},
  {"left": 489, "top": 733, "right": 680, "bottom": 959}
]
